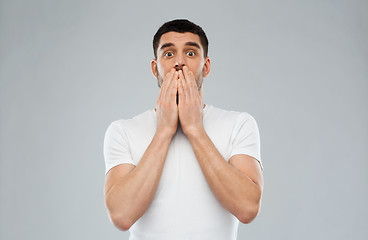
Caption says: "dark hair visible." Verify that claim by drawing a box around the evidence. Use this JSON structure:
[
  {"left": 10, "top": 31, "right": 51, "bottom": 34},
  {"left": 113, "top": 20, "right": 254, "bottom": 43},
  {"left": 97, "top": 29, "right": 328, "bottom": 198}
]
[{"left": 153, "top": 19, "right": 209, "bottom": 59}]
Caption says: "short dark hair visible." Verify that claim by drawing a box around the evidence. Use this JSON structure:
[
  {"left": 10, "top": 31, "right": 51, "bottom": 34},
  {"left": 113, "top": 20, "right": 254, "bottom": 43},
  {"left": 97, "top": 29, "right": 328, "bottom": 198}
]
[{"left": 153, "top": 19, "right": 209, "bottom": 59}]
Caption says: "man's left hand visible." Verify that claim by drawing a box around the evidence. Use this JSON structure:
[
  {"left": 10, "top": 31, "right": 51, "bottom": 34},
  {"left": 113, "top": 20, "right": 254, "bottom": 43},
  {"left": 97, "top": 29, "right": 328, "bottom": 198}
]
[{"left": 177, "top": 66, "right": 204, "bottom": 136}]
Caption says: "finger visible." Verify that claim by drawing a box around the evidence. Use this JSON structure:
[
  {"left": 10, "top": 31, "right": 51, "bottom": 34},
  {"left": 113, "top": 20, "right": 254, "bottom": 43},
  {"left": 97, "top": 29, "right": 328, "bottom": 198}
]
[
  {"left": 178, "top": 70, "right": 189, "bottom": 101},
  {"left": 188, "top": 70, "right": 200, "bottom": 100},
  {"left": 160, "top": 69, "right": 174, "bottom": 101},
  {"left": 178, "top": 77, "right": 185, "bottom": 106},
  {"left": 167, "top": 71, "right": 178, "bottom": 103},
  {"left": 163, "top": 68, "right": 175, "bottom": 88},
  {"left": 185, "top": 67, "right": 201, "bottom": 101},
  {"left": 161, "top": 69, "right": 176, "bottom": 100},
  {"left": 182, "top": 66, "right": 196, "bottom": 98}
]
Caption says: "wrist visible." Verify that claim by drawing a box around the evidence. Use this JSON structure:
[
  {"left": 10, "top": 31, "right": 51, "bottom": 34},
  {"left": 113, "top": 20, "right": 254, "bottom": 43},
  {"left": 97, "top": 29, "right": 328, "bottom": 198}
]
[
  {"left": 183, "top": 125, "right": 206, "bottom": 140},
  {"left": 156, "top": 127, "right": 177, "bottom": 140}
]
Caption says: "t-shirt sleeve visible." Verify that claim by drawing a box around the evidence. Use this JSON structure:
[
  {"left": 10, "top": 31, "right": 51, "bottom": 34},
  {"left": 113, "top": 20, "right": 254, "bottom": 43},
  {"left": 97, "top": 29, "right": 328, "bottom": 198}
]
[
  {"left": 229, "top": 114, "right": 263, "bottom": 171},
  {"left": 103, "top": 120, "right": 135, "bottom": 175}
]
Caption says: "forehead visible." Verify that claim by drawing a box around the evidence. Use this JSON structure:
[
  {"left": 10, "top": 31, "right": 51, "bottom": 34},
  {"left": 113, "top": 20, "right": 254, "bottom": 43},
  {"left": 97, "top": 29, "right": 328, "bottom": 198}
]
[{"left": 158, "top": 32, "right": 202, "bottom": 49}]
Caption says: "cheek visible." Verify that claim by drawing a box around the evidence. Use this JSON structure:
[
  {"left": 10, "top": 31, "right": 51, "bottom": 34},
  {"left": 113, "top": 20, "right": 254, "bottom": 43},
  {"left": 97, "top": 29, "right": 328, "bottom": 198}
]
[
  {"left": 189, "top": 60, "right": 205, "bottom": 74},
  {"left": 189, "top": 66, "right": 204, "bottom": 78},
  {"left": 157, "top": 62, "right": 172, "bottom": 76},
  {"left": 156, "top": 66, "right": 166, "bottom": 77}
]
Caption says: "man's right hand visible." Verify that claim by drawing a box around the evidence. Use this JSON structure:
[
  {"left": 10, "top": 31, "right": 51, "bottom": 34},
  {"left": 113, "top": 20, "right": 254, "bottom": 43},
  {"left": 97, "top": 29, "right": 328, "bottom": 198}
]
[{"left": 156, "top": 68, "right": 179, "bottom": 138}]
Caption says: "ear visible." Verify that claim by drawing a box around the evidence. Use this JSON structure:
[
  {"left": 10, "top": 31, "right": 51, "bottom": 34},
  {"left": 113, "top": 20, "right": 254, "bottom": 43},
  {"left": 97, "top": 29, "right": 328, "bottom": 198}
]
[
  {"left": 203, "top": 57, "right": 211, "bottom": 77},
  {"left": 151, "top": 59, "right": 158, "bottom": 78}
]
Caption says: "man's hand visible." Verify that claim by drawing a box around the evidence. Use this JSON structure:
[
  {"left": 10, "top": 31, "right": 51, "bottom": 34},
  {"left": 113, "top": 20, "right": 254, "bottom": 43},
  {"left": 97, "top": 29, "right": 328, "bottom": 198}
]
[
  {"left": 105, "top": 69, "right": 180, "bottom": 230},
  {"left": 177, "top": 66, "right": 204, "bottom": 136},
  {"left": 156, "top": 68, "right": 179, "bottom": 138}
]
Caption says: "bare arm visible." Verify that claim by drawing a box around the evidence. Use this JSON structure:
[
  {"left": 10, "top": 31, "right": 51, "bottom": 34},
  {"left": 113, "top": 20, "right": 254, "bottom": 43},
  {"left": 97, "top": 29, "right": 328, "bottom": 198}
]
[
  {"left": 104, "top": 69, "right": 179, "bottom": 231},
  {"left": 104, "top": 130, "right": 173, "bottom": 231},
  {"left": 186, "top": 129, "right": 263, "bottom": 224}
]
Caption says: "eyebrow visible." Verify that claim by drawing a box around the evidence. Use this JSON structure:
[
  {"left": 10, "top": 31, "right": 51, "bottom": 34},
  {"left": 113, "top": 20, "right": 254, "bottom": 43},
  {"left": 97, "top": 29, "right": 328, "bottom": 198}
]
[
  {"left": 185, "top": 42, "right": 201, "bottom": 49},
  {"left": 159, "top": 42, "right": 201, "bottom": 51}
]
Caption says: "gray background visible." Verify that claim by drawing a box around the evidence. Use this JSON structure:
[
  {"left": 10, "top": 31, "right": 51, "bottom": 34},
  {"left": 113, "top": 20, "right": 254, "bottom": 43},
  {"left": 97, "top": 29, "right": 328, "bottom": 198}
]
[{"left": 1, "top": 0, "right": 367, "bottom": 239}]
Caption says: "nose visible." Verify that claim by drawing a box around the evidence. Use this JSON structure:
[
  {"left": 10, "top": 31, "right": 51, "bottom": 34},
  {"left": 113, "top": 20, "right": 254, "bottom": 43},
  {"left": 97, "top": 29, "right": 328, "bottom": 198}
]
[
  {"left": 174, "top": 54, "right": 186, "bottom": 71},
  {"left": 174, "top": 64, "right": 185, "bottom": 71}
]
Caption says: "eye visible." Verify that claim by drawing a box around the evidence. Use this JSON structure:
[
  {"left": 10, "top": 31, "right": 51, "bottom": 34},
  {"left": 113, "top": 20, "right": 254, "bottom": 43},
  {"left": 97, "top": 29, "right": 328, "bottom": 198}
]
[
  {"left": 187, "top": 51, "right": 196, "bottom": 57},
  {"left": 164, "top": 52, "right": 174, "bottom": 58}
]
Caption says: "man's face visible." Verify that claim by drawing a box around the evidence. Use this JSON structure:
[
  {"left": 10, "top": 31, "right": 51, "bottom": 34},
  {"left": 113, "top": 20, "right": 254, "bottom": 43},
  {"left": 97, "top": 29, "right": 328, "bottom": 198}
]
[{"left": 151, "top": 32, "right": 210, "bottom": 90}]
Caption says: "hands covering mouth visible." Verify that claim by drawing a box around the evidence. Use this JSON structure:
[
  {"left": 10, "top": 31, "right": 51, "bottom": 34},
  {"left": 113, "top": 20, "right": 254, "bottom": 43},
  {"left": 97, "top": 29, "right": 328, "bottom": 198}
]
[{"left": 155, "top": 66, "right": 204, "bottom": 137}]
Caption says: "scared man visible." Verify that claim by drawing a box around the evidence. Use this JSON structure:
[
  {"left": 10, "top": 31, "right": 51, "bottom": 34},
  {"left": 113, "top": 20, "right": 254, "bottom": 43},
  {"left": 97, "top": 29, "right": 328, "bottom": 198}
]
[{"left": 103, "top": 19, "right": 264, "bottom": 240}]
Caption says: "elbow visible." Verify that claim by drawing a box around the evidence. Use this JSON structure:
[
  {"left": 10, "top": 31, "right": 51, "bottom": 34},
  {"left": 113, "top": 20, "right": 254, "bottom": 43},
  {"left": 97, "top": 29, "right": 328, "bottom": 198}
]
[
  {"left": 237, "top": 203, "right": 261, "bottom": 224},
  {"left": 109, "top": 213, "right": 134, "bottom": 231},
  {"left": 116, "top": 220, "right": 133, "bottom": 232},
  {"left": 105, "top": 196, "right": 135, "bottom": 231},
  {"left": 237, "top": 185, "right": 263, "bottom": 224},
  {"left": 238, "top": 211, "right": 258, "bottom": 224}
]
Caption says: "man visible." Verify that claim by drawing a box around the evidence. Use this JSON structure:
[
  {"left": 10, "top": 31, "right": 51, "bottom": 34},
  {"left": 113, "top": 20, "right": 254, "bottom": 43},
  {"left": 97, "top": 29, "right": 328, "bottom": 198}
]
[{"left": 103, "top": 19, "right": 264, "bottom": 240}]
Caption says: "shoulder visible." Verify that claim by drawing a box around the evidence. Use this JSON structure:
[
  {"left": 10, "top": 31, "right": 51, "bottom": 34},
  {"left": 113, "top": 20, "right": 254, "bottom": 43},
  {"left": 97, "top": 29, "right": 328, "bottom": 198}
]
[
  {"left": 205, "top": 104, "right": 255, "bottom": 123},
  {"left": 107, "top": 109, "right": 156, "bottom": 130},
  {"left": 111, "top": 109, "right": 156, "bottom": 127}
]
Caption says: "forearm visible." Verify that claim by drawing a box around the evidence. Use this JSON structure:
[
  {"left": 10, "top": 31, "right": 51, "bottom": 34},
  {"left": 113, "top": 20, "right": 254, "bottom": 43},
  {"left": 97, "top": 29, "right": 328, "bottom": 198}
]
[
  {"left": 186, "top": 128, "right": 262, "bottom": 223},
  {"left": 105, "top": 130, "right": 173, "bottom": 229}
]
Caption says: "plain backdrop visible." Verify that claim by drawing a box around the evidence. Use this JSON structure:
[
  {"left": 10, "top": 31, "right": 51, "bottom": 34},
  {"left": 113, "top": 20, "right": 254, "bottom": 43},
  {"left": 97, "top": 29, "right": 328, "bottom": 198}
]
[{"left": 1, "top": 0, "right": 367, "bottom": 239}]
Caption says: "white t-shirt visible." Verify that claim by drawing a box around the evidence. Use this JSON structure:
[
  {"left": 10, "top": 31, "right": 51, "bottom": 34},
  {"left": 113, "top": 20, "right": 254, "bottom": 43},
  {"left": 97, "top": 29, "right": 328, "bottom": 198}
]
[{"left": 104, "top": 104, "right": 262, "bottom": 240}]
